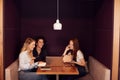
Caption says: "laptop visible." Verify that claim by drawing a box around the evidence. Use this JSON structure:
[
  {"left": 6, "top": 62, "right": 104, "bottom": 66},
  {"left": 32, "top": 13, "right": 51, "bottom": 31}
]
[{"left": 46, "top": 56, "right": 64, "bottom": 66}]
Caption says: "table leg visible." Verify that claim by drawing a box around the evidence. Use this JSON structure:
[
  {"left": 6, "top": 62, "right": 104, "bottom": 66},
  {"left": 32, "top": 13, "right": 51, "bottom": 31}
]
[{"left": 56, "top": 75, "right": 59, "bottom": 80}]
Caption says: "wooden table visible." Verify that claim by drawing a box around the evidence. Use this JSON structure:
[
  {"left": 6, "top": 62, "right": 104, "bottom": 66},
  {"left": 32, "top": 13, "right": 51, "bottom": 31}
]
[{"left": 36, "top": 56, "right": 79, "bottom": 80}]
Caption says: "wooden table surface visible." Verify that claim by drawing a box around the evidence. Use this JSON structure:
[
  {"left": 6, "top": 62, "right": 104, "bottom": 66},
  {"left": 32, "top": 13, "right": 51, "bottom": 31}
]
[{"left": 36, "top": 56, "right": 79, "bottom": 75}]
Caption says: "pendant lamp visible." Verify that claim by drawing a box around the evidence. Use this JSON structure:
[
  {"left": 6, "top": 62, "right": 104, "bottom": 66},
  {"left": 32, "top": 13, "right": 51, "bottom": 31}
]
[{"left": 53, "top": 0, "right": 62, "bottom": 30}]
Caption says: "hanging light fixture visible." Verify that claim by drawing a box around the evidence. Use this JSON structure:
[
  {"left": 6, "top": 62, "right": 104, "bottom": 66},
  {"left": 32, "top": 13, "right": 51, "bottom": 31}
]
[{"left": 53, "top": 0, "right": 62, "bottom": 30}]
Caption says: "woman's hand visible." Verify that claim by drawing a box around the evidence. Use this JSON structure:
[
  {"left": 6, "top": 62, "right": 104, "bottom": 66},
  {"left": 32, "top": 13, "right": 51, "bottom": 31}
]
[
  {"left": 31, "top": 57, "right": 35, "bottom": 60},
  {"left": 39, "top": 61, "right": 46, "bottom": 64},
  {"left": 29, "top": 59, "right": 34, "bottom": 65},
  {"left": 38, "top": 61, "right": 46, "bottom": 67},
  {"left": 70, "top": 60, "right": 76, "bottom": 64},
  {"left": 65, "top": 45, "right": 70, "bottom": 51},
  {"left": 62, "top": 45, "right": 70, "bottom": 56}
]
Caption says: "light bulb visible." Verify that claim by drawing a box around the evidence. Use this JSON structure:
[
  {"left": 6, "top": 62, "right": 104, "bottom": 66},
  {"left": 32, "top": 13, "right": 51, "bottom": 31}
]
[{"left": 53, "top": 19, "right": 62, "bottom": 30}]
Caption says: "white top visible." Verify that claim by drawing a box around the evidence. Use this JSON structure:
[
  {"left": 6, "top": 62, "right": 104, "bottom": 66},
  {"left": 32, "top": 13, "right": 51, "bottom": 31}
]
[
  {"left": 18, "top": 51, "right": 38, "bottom": 71},
  {"left": 76, "top": 50, "right": 84, "bottom": 62}
]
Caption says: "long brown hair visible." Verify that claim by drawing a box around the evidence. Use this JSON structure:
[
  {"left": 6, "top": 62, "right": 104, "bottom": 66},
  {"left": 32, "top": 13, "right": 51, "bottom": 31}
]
[{"left": 70, "top": 38, "right": 80, "bottom": 59}]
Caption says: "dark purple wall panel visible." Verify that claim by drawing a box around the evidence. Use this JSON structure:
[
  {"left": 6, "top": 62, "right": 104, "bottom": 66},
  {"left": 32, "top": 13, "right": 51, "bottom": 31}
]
[
  {"left": 4, "top": 1, "right": 114, "bottom": 76},
  {"left": 4, "top": 0, "right": 21, "bottom": 68},
  {"left": 93, "top": 0, "right": 113, "bottom": 69},
  {"left": 21, "top": 18, "right": 94, "bottom": 59}
]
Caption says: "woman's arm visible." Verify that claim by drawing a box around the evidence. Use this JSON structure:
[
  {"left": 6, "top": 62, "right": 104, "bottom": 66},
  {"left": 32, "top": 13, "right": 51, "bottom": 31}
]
[
  {"left": 19, "top": 53, "right": 31, "bottom": 70},
  {"left": 73, "top": 58, "right": 86, "bottom": 66},
  {"left": 62, "top": 45, "right": 70, "bottom": 56},
  {"left": 72, "top": 50, "right": 86, "bottom": 66},
  {"left": 19, "top": 53, "right": 37, "bottom": 70}
]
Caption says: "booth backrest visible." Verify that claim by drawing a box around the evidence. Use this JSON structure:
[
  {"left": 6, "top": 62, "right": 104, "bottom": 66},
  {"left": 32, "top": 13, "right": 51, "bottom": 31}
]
[
  {"left": 5, "top": 59, "right": 18, "bottom": 80},
  {"left": 89, "top": 56, "right": 110, "bottom": 80}
]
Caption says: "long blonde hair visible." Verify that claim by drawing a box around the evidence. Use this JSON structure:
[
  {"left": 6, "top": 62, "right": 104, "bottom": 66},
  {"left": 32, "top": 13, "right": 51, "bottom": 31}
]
[
  {"left": 21, "top": 38, "right": 35, "bottom": 52},
  {"left": 20, "top": 38, "right": 35, "bottom": 58}
]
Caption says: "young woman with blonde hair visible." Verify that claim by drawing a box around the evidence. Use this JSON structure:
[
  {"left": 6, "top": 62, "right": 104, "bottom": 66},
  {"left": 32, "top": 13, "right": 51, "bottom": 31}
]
[{"left": 18, "top": 37, "right": 48, "bottom": 80}]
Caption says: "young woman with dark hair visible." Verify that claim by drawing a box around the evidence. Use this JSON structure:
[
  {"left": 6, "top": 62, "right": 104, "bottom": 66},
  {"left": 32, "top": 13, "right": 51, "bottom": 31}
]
[
  {"left": 33, "top": 36, "right": 48, "bottom": 63},
  {"left": 62, "top": 38, "right": 87, "bottom": 80}
]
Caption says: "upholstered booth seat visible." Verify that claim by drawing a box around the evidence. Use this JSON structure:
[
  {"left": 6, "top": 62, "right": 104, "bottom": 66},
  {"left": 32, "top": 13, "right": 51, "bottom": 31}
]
[
  {"left": 5, "top": 56, "right": 110, "bottom": 80},
  {"left": 78, "top": 56, "right": 110, "bottom": 80}
]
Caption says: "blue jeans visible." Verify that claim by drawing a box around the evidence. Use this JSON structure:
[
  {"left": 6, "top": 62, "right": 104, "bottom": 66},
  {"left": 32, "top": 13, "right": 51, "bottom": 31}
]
[{"left": 18, "top": 70, "right": 48, "bottom": 80}]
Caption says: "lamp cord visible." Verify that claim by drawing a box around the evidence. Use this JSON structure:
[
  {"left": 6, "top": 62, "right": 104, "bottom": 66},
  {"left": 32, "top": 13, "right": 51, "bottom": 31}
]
[{"left": 57, "top": 0, "right": 59, "bottom": 20}]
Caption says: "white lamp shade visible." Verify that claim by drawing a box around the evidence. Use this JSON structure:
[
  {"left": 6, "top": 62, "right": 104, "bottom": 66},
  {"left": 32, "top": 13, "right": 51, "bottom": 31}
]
[{"left": 53, "top": 19, "right": 62, "bottom": 30}]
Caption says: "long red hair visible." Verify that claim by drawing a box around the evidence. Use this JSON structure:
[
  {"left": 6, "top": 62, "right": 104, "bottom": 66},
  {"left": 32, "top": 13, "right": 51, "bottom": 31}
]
[{"left": 70, "top": 38, "right": 80, "bottom": 59}]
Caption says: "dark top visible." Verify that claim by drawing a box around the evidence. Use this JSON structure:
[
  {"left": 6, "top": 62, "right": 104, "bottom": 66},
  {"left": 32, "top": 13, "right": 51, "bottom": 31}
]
[{"left": 33, "top": 48, "right": 47, "bottom": 62}]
